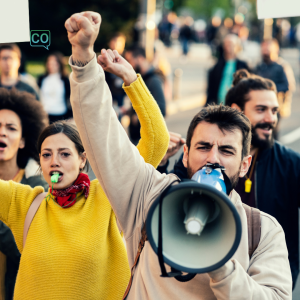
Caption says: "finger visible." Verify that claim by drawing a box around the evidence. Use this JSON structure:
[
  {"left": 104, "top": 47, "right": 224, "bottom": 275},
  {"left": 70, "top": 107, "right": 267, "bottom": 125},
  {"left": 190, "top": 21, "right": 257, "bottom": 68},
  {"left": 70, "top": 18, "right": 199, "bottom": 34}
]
[
  {"left": 113, "top": 50, "right": 122, "bottom": 62},
  {"left": 82, "top": 11, "right": 101, "bottom": 26},
  {"left": 74, "top": 15, "right": 92, "bottom": 32},
  {"left": 106, "top": 49, "right": 115, "bottom": 62},
  {"left": 65, "top": 18, "right": 75, "bottom": 33},
  {"left": 180, "top": 138, "right": 186, "bottom": 145},
  {"left": 168, "top": 141, "right": 177, "bottom": 151},
  {"left": 100, "top": 49, "right": 113, "bottom": 67},
  {"left": 69, "top": 14, "right": 82, "bottom": 32},
  {"left": 169, "top": 132, "right": 182, "bottom": 138},
  {"left": 97, "top": 55, "right": 107, "bottom": 69}
]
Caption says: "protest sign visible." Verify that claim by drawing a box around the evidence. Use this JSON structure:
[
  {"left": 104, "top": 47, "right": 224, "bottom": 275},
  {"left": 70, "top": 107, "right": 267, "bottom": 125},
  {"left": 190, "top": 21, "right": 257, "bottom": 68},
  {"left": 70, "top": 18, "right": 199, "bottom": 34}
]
[
  {"left": 0, "top": 0, "right": 30, "bottom": 43},
  {"left": 257, "top": 0, "right": 300, "bottom": 19}
]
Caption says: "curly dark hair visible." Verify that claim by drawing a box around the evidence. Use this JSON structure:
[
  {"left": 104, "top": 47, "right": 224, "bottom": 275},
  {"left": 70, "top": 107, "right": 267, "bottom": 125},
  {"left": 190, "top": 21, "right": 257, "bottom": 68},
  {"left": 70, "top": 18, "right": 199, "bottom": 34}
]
[{"left": 0, "top": 88, "right": 49, "bottom": 168}]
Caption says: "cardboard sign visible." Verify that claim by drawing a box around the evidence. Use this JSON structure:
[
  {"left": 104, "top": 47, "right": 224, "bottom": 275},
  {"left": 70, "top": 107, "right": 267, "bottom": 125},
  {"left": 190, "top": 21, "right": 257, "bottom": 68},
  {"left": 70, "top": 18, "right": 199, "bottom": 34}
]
[
  {"left": 0, "top": 0, "right": 30, "bottom": 43},
  {"left": 257, "top": 0, "right": 300, "bottom": 19}
]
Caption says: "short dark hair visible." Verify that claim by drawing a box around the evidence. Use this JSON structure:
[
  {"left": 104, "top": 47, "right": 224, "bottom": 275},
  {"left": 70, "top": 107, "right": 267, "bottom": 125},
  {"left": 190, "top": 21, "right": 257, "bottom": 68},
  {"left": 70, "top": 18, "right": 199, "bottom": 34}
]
[
  {"left": 125, "top": 45, "right": 146, "bottom": 58},
  {"left": 0, "top": 88, "right": 49, "bottom": 168},
  {"left": 0, "top": 43, "right": 21, "bottom": 59},
  {"left": 225, "top": 69, "right": 277, "bottom": 110},
  {"left": 37, "top": 121, "right": 89, "bottom": 172},
  {"left": 186, "top": 105, "right": 251, "bottom": 158}
]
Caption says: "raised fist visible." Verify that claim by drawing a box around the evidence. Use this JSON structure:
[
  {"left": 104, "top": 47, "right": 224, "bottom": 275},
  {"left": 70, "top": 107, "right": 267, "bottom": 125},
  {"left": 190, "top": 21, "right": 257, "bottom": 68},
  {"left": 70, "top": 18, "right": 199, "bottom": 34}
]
[
  {"left": 65, "top": 11, "right": 101, "bottom": 50},
  {"left": 98, "top": 49, "right": 137, "bottom": 86}
]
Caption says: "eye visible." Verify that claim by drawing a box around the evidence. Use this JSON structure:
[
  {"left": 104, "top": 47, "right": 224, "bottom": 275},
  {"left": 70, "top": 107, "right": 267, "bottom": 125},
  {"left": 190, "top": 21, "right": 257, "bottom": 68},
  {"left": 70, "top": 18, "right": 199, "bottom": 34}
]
[
  {"left": 8, "top": 127, "right": 17, "bottom": 131},
  {"left": 197, "top": 146, "right": 209, "bottom": 150},
  {"left": 221, "top": 149, "right": 234, "bottom": 155},
  {"left": 42, "top": 153, "right": 50, "bottom": 158},
  {"left": 61, "top": 152, "right": 70, "bottom": 157}
]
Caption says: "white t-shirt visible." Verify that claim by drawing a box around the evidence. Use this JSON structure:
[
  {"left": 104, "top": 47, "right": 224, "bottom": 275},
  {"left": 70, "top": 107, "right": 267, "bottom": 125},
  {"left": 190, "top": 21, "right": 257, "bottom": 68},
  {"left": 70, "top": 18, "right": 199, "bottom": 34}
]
[{"left": 40, "top": 73, "right": 67, "bottom": 115}]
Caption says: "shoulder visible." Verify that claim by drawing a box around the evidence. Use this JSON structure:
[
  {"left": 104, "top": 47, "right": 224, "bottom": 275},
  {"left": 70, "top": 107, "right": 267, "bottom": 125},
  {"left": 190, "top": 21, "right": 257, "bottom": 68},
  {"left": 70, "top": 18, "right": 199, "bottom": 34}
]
[
  {"left": 236, "top": 59, "right": 248, "bottom": 69},
  {"left": 273, "top": 141, "right": 300, "bottom": 162}
]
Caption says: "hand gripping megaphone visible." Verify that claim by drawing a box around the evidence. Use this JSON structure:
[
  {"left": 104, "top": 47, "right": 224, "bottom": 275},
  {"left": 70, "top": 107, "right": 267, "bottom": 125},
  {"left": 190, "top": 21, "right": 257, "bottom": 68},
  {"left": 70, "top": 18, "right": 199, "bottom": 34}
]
[{"left": 146, "top": 163, "right": 242, "bottom": 282}]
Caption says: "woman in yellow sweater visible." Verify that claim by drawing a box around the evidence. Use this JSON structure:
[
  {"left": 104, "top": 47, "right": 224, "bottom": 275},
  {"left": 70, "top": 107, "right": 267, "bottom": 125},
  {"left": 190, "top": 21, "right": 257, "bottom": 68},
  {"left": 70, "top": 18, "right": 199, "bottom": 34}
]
[{"left": 0, "top": 53, "right": 169, "bottom": 300}]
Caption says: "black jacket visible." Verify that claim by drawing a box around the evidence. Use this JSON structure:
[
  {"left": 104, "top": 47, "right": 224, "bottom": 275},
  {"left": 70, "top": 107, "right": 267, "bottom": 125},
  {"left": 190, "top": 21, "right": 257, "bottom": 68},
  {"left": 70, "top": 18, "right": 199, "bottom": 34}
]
[
  {"left": 206, "top": 57, "right": 249, "bottom": 105},
  {"left": 256, "top": 61, "right": 289, "bottom": 93},
  {"left": 37, "top": 74, "right": 72, "bottom": 118},
  {"left": 157, "top": 141, "right": 300, "bottom": 285}
]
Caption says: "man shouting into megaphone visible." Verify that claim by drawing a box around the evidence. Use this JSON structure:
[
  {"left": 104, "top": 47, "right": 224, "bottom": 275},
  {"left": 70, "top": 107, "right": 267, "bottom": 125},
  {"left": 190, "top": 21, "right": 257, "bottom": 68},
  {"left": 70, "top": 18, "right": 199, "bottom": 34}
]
[{"left": 66, "top": 11, "right": 292, "bottom": 300}]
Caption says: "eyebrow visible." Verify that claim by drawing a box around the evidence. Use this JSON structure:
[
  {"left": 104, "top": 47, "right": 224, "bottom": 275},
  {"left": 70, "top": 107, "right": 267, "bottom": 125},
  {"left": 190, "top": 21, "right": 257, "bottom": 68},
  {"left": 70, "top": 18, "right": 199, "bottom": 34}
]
[
  {"left": 0, "top": 123, "right": 17, "bottom": 126},
  {"left": 41, "top": 148, "right": 71, "bottom": 152},
  {"left": 195, "top": 141, "right": 237, "bottom": 153},
  {"left": 255, "top": 105, "right": 279, "bottom": 110}
]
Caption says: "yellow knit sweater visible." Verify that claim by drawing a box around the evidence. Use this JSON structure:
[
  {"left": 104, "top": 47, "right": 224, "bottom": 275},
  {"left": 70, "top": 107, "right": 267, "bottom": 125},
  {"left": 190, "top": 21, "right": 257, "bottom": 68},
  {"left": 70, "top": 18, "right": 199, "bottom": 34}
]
[{"left": 0, "top": 75, "right": 169, "bottom": 300}]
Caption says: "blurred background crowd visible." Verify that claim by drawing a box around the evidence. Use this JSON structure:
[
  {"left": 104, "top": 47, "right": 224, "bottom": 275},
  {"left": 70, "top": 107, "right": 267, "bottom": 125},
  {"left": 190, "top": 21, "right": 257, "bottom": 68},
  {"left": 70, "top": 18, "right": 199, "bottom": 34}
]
[{"left": 1, "top": 0, "right": 300, "bottom": 298}]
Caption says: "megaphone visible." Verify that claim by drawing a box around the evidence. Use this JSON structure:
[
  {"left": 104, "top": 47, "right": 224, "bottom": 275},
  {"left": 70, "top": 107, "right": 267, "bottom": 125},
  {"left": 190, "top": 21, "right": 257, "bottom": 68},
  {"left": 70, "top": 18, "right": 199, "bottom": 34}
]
[{"left": 146, "top": 164, "right": 242, "bottom": 281}]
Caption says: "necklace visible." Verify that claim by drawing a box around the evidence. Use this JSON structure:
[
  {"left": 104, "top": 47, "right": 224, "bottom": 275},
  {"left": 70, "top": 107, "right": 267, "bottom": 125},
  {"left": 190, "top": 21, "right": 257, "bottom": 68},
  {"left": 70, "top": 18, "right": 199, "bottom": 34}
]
[{"left": 245, "top": 150, "right": 258, "bottom": 193}]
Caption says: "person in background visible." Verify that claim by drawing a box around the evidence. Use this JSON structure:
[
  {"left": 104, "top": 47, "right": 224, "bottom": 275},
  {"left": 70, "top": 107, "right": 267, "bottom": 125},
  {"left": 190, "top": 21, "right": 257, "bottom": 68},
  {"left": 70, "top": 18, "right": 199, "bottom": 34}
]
[
  {"left": 179, "top": 16, "right": 194, "bottom": 57},
  {"left": 256, "top": 39, "right": 288, "bottom": 94},
  {"left": 267, "top": 38, "right": 296, "bottom": 118},
  {"left": 125, "top": 45, "right": 166, "bottom": 144},
  {"left": 105, "top": 33, "right": 127, "bottom": 108},
  {"left": 0, "top": 44, "right": 39, "bottom": 100},
  {"left": 0, "top": 88, "right": 48, "bottom": 300},
  {"left": 18, "top": 53, "right": 40, "bottom": 96},
  {"left": 206, "top": 34, "right": 249, "bottom": 105},
  {"left": 37, "top": 52, "right": 72, "bottom": 124}
]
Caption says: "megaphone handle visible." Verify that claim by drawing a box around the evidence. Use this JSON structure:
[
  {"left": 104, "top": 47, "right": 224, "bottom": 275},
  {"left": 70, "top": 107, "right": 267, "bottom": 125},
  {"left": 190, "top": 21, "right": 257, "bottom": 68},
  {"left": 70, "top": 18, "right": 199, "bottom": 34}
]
[{"left": 157, "top": 191, "right": 169, "bottom": 277}]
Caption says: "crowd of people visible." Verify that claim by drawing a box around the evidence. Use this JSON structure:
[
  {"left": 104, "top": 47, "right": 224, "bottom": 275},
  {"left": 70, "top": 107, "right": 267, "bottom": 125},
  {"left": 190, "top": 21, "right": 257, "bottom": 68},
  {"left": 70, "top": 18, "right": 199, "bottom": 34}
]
[{"left": 0, "top": 9, "right": 299, "bottom": 300}]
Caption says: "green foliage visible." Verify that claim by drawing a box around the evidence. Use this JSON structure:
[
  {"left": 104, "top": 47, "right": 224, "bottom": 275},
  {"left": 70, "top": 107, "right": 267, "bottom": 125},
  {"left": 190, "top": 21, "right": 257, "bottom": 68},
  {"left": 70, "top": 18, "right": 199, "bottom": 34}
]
[
  {"left": 184, "top": 0, "right": 233, "bottom": 18},
  {"left": 20, "top": 0, "right": 139, "bottom": 59}
]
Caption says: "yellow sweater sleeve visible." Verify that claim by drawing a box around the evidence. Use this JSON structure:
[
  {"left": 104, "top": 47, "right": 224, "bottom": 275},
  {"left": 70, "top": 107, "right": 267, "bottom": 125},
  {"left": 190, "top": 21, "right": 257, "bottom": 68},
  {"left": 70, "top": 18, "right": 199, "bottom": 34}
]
[
  {"left": 0, "top": 180, "right": 44, "bottom": 251},
  {"left": 123, "top": 74, "right": 169, "bottom": 168}
]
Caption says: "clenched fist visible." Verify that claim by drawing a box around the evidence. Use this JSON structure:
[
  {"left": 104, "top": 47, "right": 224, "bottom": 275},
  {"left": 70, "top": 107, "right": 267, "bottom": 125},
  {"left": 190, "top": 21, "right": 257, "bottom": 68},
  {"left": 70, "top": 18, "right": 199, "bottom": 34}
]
[
  {"left": 98, "top": 49, "right": 137, "bottom": 86},
  {"left": 65, "top": 11, "right": 101, "bottom": 65}
]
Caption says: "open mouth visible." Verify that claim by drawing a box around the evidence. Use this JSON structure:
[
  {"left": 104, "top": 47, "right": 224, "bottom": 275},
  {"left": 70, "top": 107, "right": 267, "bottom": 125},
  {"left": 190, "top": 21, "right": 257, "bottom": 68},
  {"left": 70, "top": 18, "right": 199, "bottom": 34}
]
[
  {"left": 49, "top": 171, "right": 64, "bottom": 182},
  {"left": 0, "top": 142, "right": 7, "bottom": 149}
]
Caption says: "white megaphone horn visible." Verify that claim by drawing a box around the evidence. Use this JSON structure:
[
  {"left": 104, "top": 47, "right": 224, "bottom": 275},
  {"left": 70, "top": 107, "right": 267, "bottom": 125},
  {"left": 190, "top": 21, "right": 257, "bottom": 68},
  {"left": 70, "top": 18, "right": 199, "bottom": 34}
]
[{"left": 146, "top": 163, "right": 242, "bottom": 282}]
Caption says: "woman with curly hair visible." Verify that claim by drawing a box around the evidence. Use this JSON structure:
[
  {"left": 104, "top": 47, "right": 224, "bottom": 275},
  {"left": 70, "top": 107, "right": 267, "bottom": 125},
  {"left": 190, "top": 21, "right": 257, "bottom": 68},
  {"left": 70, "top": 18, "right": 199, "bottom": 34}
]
[{"left": 0, "top": 88, "right": 49, "bottom": 300}]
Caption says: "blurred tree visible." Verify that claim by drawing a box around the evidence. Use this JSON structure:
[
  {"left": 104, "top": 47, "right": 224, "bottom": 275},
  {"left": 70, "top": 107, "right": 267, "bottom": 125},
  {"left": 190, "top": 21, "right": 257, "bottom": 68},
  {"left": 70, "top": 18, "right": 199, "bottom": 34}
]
[
  {"left": 184, "top": 0, "right": 232, "bottom": 18},
  {"left": 20, "top": 0, "right": 139, "bottom": 59}
]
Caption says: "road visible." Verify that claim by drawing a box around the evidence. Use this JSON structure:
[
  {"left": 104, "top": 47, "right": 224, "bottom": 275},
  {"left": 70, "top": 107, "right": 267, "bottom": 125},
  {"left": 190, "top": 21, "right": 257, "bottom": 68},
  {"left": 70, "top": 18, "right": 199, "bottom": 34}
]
[{"left": 164, "top": 42, "right": 300, "bottom": 298}]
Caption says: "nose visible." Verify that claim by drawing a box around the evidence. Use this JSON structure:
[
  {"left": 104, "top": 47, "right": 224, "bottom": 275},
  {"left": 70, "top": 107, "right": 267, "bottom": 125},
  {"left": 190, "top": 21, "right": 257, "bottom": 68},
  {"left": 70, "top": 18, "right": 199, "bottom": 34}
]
[
  {"left": 0, "top": 126, "right": 7, "bottom": 137},
  {"left": 206, "top": 146, "right": 220, "bottom": 165},
  {"left": 264, "top": 109, "right": 277, "bottom": 124},
  {"left": 50, "top": 153, "right": 60, "bottom": 167}
]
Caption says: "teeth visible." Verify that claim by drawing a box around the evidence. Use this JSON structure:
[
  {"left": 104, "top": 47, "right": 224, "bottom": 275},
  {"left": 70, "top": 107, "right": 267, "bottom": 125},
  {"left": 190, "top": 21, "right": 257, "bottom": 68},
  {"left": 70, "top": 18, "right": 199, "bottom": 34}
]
[{"left": 52, "top": 171, "right": 60, "bottom": 175}]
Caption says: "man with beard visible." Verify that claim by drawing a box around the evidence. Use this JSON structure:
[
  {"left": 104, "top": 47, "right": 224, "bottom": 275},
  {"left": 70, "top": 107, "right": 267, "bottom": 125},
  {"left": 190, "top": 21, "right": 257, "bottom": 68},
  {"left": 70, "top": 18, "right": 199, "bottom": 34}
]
[
  {"left": 158, "top": 68, "right": 300, "bottom": 289},
  {"left": 66, "top": 12, "right": 292, "bottom": 298}
]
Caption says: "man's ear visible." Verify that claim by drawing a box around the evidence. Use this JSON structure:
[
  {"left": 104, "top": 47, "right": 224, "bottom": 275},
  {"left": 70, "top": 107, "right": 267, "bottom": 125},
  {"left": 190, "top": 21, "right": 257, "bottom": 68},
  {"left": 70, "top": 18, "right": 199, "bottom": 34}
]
[
  {"left": 231, "top": 103, "right": 242, "bottom": 112},
  {"left": 182, "top": 144, "right": 189, "bottom": 168},
  {"left": 19, "top": 138, "right": 25, "bottom": 149},
  {"left": 239, "top": 155, "right": 252, "bottom": 178}
]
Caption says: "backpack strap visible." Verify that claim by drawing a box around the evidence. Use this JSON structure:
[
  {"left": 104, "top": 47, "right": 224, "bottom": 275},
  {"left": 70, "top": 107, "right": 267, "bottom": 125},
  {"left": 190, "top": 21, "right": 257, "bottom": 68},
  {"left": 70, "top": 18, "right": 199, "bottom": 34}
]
[
  {"left": 123, "top": 204, "right": 261, "bottom": 299},
  {"left": 23, "top": 192, "right": 47, "bottom": 248},
  {"left": 242, "top": 203, "right": 261, "bottom": 258},
  {"left": 122, "top": 225, "right": 147, "bottom": 300}
]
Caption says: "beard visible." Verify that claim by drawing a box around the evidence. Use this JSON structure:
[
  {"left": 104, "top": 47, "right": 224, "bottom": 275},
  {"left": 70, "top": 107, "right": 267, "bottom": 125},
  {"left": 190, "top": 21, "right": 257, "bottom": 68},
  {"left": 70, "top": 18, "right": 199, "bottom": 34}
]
[
  {"left": 187, "top": 161, "right": 241, "bottom": 190},
  {"left": 251, "top": 122, "right": 275, "bottom": 150}
]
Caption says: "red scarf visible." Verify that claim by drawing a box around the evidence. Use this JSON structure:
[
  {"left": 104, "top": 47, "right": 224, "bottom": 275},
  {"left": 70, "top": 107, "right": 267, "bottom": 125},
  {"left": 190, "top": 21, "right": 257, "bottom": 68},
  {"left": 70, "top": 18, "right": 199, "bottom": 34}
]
[{"left": 50, "top": 173, "right": 90, "bottom": 208}]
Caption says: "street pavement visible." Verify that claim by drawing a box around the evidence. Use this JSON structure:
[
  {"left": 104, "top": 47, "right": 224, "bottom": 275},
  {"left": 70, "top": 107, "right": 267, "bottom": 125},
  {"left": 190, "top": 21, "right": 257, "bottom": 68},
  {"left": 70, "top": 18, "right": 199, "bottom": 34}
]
[{"left": 164, "top": 42, "right": 300, "bottom": 299}]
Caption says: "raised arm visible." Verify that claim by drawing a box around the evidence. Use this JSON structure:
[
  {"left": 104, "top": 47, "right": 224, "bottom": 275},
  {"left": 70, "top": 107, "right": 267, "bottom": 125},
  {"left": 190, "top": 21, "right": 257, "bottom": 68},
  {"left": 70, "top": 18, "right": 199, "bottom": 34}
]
[
  {"left": 66, "top": 12, "right": 178, "bottom": 241},
  {"left": 98, "top": 49, "right": 169, "bottom": 168}
]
